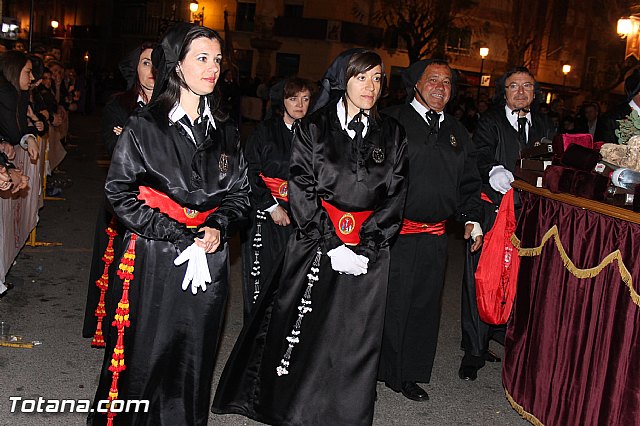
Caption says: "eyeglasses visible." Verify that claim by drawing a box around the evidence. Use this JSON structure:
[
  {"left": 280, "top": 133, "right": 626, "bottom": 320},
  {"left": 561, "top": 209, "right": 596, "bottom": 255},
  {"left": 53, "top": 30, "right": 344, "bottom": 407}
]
[{"left": 505, "top": 82, "right": 535, "bottom": 92}]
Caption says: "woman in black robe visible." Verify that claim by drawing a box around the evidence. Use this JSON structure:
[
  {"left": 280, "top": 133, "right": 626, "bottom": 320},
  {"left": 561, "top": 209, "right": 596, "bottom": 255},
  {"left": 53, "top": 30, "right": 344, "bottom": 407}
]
[
  {"left": 88, "top": 23, "right": 250, "bottom": 425},
  {"left": 241, "top": 76, "right": 315, "bottom": 319},
  {"left": 82, "top": 42, "right": 155, "bottom": 343},
  {"left": 212, "top": 48, "right": 408, "bottom": 426}
]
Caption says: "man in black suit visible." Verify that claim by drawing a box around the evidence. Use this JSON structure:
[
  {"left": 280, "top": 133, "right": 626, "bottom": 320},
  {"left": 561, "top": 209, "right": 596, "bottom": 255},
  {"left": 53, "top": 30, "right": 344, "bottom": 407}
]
[
  {"left": 460, "top": 67, "right": 556, "bottom": 381},
  {"left": 594, "top": 69, "right": 640, "bottom": 143}
]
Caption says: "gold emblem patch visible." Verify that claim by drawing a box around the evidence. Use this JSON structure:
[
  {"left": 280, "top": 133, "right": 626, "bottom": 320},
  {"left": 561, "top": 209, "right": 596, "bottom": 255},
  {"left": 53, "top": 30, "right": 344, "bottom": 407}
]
[
  {"left": 338, "top": 213, "right": 356, "bottom": 235},
  {"left": 183, "top": 208, "right": 199, "bottom": 219},
  {"left": 279, "top": 181, "right": 288, "bottom": 198}
]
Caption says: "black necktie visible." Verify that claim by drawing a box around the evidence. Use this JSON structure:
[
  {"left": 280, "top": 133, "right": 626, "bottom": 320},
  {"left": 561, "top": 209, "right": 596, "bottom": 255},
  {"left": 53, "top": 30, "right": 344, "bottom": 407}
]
[
  {"left": 347, "top": 111, "right": 367, "bottom": 181},
  {"left": 425, "top": 109, "right": 440, "bottom": 134},
  {"left": 517, "top": 116, "right": 528, "bottom": 146},
  {"left": 180, "top": 115, "right": 209, "bottom": 146}
]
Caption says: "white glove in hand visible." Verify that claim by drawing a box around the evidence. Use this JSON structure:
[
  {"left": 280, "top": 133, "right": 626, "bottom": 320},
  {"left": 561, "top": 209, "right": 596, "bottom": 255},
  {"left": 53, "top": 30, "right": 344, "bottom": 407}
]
[
  {"left": 326, "top": 245, "right": 369, "bottom": 276},
  {"left": 489, "top": 166, "right": 514, "bottom": 194},
  {"left": 174, "top": 243, "right": 212, "bottom": 295}
]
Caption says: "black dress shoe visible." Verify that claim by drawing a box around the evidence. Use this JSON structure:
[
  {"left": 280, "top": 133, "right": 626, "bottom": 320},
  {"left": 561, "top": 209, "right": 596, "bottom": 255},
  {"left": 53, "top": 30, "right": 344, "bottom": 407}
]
[
  {"left": 458, "top": 364, "right": 479, "bottom": 381},
  {"left": 400, "top": 381, "right": 429, "bottom": 401},
  {"left": 483, "top": 350, "right": 501, "bottom": 363}
]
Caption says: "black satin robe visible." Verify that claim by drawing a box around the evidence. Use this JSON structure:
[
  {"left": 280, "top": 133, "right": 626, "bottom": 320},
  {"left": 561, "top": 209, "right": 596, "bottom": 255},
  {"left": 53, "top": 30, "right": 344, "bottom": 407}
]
[
  {"left": 461, "top": 107, "right": 555, "bottom": 358},
  {"left": 83, "top": 96, "right": 131, "bottom": 339},
  {"left": 241, "top": 117, "right": 295, "bottom": 319},
  {"left": 378, "top": 104, "right": 482, "bottom": 389},
  {"left": 88, "top": 106, "right": 250, "bottom": 426},
  {"left": 212, "top": 102, "right": 408, "bottom": 426}
]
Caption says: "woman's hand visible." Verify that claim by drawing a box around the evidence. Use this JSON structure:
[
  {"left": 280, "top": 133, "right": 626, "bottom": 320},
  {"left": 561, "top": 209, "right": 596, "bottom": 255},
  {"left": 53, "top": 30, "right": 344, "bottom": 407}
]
[
  {"left": 0, "top": 167, "right": 11, "bottom": 192},
  {"left": 8, "top": 168, "right": 29, "bottom": 193},
  {"left": 26, "top": 136, "right": 39, "bottom": 161},
  {"left": 0, "top": 142, "right": 15, "bottom": 160},
  {"left": 195, "top": 226, "right": 221, "bottom": 253},
  {"left": 270, "top": 205, "right": 291, "bottom": 226}
]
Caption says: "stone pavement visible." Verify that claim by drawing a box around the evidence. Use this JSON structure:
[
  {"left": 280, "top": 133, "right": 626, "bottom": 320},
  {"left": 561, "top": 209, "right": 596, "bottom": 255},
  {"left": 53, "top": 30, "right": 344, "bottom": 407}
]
[{"left": 0, "top": 112, "right": 527, "bottom": 426}]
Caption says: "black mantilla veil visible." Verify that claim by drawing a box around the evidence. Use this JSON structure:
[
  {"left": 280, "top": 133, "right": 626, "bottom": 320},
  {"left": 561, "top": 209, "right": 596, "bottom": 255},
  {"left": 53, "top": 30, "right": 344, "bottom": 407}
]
[
  {"left": 401, "top": 59, "right": 458, "bottom": 106},
  {"left": 492, "top": 66, "right": 543, "bottom": 111},
  {"left": 266, "top": 76, "right": 317, "bottom": 121},
  {"left": 310, "top": 48, "right": 385, "bottom": 122},
  {"left": 150, "top": 22, "right": 227, "bottom": 125}
]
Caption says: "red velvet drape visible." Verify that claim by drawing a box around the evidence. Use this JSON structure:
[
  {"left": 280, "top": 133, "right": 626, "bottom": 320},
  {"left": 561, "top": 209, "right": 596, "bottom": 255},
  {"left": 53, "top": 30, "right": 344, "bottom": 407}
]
[{"left": 503, "top": 191, "right": 640, "bottom": 426}]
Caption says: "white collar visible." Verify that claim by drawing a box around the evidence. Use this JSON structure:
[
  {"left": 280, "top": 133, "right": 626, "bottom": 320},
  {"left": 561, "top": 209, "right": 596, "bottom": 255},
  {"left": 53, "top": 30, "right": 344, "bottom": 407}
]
[
  {"left": 168, "top": 98, "right": 217, "bottom": 145},
  {"left": 136, "top": 95, "right": 146, "bottom": 105},
  {"left": 630, "top": 99, "right": 640, "bottom": 114},
  {"left": 410, "top": 97, "right": 444, "bottom": 125},
  {"left": 336, "top": 98, "right": 369, "bottom": 139},
  {"left": 505, "top": 105, "right": 532, "bottom": 130},
  {"left": 168, "top": 97, "right": 216, "bottom": 129}
]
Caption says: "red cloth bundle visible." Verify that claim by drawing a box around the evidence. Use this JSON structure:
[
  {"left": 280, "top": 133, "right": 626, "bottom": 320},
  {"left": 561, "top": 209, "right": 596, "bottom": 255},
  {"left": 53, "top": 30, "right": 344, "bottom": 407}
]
[{"left": 474, "top": 189, "right": 520, "bottom": 325}]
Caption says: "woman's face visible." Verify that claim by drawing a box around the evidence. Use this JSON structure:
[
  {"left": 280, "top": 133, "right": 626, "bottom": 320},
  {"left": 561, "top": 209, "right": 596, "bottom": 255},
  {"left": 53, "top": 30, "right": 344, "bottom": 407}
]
[
  {"left": 283, "top": 89, "right": 311, "bottom": 122},
  {"left": 345, "top": 65, "right": 382, "bottom": 115},
  {"left": 178, "top": 37, "right": 222, "bottom": 96},
  {"left": 19, "top": 60, "right": 34, "bottom": 91},
  {"left": 137, "top": 48, "right": 155, "bottom": 91}
]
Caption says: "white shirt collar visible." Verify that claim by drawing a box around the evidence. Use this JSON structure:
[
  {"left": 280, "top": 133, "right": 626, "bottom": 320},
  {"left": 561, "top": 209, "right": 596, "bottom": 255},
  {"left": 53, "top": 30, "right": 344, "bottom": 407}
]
[
  {"left": 410, "top": 97, "right": 444, "bottom": 125},
  {"left": 336, "top": 99, "right": 369, "bottom": 139},
  {"left": 630, "top": 99, "right": 640, "bottom": 114},
  {"left": 168, "top": 98, "right": 217, "bottom": 144},
  {"left": 505, "top": 105, "right": 532, "bottom": 131},
  {"left": 136, "top": 95, "right": 145, "bottom": 105}
]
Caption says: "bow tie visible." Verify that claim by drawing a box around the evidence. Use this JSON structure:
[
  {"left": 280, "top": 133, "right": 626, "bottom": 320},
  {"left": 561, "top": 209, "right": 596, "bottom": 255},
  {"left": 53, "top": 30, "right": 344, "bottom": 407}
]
[{"left": 511, "top": 107, "right": 530, "bottom": 115}]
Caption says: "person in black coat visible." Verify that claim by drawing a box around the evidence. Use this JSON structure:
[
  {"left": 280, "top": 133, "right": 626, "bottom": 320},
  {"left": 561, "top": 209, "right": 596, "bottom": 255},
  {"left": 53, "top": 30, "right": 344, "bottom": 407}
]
[
  {"left": 462, "top": 67, "right": 555, "bottom": 381},
  {"left": 377, "top": 59, "right": 483, "bottom": 401},
  {"left": 88, "top": 23, "right": 250, "bottom": 425},
  {"left": 240, "top": 76, "right": 315, "bottom": 319},
  {"left": 213, "top": 48, "right": 407, "bottom": 426},
  {"left": 0, "top": 50, "right": 40, "bottom": 162},
  {"left": 594, "top": 69, "right": 640, "bottom": 144},
  {"left": 82, "top": 42, "right": 155, "bottom": 343}
]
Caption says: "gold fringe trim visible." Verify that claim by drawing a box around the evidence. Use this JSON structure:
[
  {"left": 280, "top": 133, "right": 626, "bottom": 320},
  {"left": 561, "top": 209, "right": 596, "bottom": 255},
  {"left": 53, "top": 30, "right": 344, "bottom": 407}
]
[
  {"left": 511, "top": 226, "right": 639, "bottom": 307},
  {"left": 504, "top": 388, "right": 545, "bottom": 426}
]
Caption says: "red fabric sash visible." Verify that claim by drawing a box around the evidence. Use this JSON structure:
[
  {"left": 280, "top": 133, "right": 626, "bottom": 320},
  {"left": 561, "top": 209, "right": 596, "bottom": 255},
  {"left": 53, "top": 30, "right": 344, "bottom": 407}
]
[
  {"left": 137, "top": 186, "right": 218, "bottom": 228},
  {"left": 321, "top": 200, "right": 373, "bottom": 245},
  {"left": 399, "top": 218, "right": 447, "bottom": 235},
  {"left": 260, "top": 173, "right": 289, "bottom": 202}
]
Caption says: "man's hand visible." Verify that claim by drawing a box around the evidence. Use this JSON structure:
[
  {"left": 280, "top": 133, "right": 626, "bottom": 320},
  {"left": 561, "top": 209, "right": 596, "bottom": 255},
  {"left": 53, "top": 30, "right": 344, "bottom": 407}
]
[
  {"left": 195, "top": 226, "right": 221, "bottom": 253},
  {"left": 464, "top": 222, "right": 483, "bottom": 252},
  {"left": 113, "top": 126, "right": 123, "bottom": 136},
  {"left": 269, "top": 205, "right": 291, "bottom": 226}
]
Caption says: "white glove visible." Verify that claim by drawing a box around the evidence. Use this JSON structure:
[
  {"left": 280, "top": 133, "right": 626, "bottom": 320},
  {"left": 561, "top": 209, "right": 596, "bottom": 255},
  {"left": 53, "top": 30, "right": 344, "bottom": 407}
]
[
  {"left": 465, "top": 221, "right": 483, "bottom": 241},
  {"left": 326, "top": 245, "right": 369, "bottom": 276},
  {"left": 174, "top": 243, "right": 212, "bottom": 295},
  {"left": 489, "top": 166, "right": 514, "bottom": 194}
]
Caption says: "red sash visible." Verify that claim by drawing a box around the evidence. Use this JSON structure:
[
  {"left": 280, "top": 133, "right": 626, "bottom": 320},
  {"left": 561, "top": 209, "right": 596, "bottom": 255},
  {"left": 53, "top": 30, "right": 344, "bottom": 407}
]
[
  {"left": 399, "top": 218, "right": 446, "bottom": 235},
  {"left": 137, "top": 186, "right": 218, "bottom": 228},
  {"left": 321, "top": 200, "right": 373, "bottom": 246},
  {"left": 481, "top": 192, "right": 494, "bottom": 204},
  {"left": 260, "top": 173, "right": 289, "bottom": 202}
]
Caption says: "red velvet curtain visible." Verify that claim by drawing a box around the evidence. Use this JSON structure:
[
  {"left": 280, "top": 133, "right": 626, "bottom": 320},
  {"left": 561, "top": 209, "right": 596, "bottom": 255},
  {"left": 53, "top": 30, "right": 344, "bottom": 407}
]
[{"left": 503, "top": 192, "right": 640, "bottom": 426}]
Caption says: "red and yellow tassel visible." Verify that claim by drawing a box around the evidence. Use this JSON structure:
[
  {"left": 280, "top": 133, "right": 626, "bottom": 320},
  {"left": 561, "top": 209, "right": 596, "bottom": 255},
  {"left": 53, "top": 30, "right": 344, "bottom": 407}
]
[
  {"left": 106, "top": 233, "right": 137, "bottom": 425},
  {"left": 91, "top": 218, "right": 119, "bottom": 348}
]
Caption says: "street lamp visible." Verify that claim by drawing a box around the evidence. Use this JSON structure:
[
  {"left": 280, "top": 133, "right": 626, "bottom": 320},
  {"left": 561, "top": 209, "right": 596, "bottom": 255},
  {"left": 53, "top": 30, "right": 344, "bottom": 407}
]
[
  {"left": 189, "top": 1, "right": 205, "bottom": 25},
  {"left": 477, "top": 47, "right": 489, "bottom": 100},
  {"left": 562, "top": 64, "right": 571, "bottom": 87},
  {"left": 617, "top": 14, "right": 640, "bottom": 59}
]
